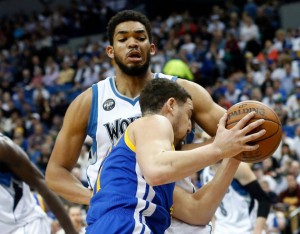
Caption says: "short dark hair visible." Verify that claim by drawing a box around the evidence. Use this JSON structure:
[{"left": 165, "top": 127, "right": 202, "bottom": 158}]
[
  {"left": 107, "top": 10, "right": 152, "bottom": 45},
  {"left": 139, "top": 79, "right": 192, "bottom": 115}
]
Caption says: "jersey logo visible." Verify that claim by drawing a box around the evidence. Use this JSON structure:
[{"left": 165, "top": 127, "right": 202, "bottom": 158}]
[
  {"left": 103, "top": 99, "right": 115, "bottom": 111},
  {"left": 104, "top": 116, "right": 141, "bottom": 143}
]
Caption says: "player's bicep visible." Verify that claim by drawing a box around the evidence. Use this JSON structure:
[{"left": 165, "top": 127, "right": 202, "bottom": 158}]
[{"left": 48, "top": 90, "right": 91, "bottom": 170}]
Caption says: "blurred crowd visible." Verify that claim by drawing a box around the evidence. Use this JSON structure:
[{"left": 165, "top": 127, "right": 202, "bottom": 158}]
[{"left": 0, "top": 0, "right": 300, "bottom": 233}]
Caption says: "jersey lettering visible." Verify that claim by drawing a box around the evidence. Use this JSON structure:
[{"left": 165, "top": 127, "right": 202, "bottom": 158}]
[{"left": 103, "top": 116, "right": 140, "bottom": 143}]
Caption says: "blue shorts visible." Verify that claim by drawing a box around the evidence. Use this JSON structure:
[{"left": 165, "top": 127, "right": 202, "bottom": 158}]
[{"left": 86, "top": 214, "right": 152, "bottom": 234}]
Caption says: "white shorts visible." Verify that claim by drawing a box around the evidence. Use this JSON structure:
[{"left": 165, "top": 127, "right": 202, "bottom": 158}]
[
  {"left": 10, "top": 217, "right": 51, "bottom": 234},
  {"left": 165, "top": 218, "right": 213, "bottom": 234}
]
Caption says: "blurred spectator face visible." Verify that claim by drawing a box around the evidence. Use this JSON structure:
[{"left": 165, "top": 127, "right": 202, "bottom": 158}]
[
  {"left": 32, "top": 55, "right": 40, "bottom": 65},
  {"left": 286, "top": 174, "right": 298, "bottom": 191},
  {"left": 22, "top": 69, "right": 31, "bottom": 79},
  {"left": 276, "top": 29, "right": 285, "bottom": 42},
  {"left": 264, "top": 40, "right": 273, "bottom": 50},
  {"left": 251, "top": 88, "right": 262, "bottom": 101},
  {"left": 265, "top": 86, "right": 274, "bottom": 97},
  {"left": 272, "top": 79, "right": 281, "bottom": 90},
  {"left": 288, "top": 161, "right": 300, "bottom": 177},
  {"left": 282, "top": 144, "right": 291, "bottom": 155},
  {"left": 68, "top": 206, "right": 83, "bottom": 228}
]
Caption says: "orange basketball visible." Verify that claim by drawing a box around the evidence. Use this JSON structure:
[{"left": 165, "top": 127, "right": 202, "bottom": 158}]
[{"left": 226, "top": 100, "right": 282, "bottom": 163}]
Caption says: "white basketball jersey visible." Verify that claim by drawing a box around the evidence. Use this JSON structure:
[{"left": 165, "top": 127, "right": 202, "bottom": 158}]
[
  {"left": 0, "top": 166, "right": 47, "bottom": 234},
  {"left": 201, "top": 166, "right": 257, "bottom": 234},
  {"left": 86, "top": 73, "right": 177, "bottom": 188},
  {"left": 165, "top": 176, "right": 213, "bottom": 234}
]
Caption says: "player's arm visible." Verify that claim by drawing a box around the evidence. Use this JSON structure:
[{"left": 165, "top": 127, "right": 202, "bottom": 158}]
[
  {"left": 0, "top": 135, "right": 77, "bottom": 234},
  {"left": 236, "top": 162, "right": 271, "bottom": 234},
  {"left": 45, "top": 89, "right": 92, "bottom": 205},
  {"left": 177, "top": 78, "right": 225, "bottom": 136},
  {"left": 171, "top": 158, "right": 240, "bottom": 225},
  {"left": 134, "top": 112, "right": 265, "bottom": 186}
]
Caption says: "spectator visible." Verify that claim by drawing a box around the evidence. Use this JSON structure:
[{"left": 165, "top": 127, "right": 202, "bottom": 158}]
[
  {"left": 279, "top": 173, "right": 300, "bottom": 211},
  {"left": 56, "top": 60, "right": 75, "bottom": 86}
]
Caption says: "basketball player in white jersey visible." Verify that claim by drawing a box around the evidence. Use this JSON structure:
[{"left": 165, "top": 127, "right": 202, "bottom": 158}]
[
  {"left": 202, "top": 162, "right": 271, "bottom": 234},
  {"left": 0, "top": 133, "right": 76, "bottom": 234},
  {"left": 46, "top": 10, "right": 265, "bottom": 233}
]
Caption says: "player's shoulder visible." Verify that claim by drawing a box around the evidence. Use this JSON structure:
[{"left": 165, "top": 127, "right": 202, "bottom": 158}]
[
  {"left": 134, "top": 114, "right": 171, "bottom": 128},
  {"left": 73, "top": 87, "right": 92, "bottom": 105},
  {"left": 155, "top": 73, "right": 178, "bottom": 81},
  {"left": 66, "top": 87, "right": 93, "bottom": 117}
]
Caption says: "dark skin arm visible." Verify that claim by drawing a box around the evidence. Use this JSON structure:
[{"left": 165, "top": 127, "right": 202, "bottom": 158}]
[
  {"left": 0, "top": 135, "right": 77, "bottom": 234},
  {"left": 46, "top": 88, "right": 92, "bottom": 205}
]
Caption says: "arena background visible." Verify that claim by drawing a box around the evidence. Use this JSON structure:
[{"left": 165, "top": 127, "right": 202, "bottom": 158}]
[{"left": 0, "top": 0, "right": 300, "bottom": 234}]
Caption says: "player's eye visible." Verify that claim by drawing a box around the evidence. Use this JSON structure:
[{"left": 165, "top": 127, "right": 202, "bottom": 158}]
[{"left": 118, "top": 38, "right": 127, "bottom": 42}]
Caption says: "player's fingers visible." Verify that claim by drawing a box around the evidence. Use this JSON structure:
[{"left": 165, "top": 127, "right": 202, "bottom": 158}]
[
  {"left": 218, "top": 112, "right": 228, "bottom": 128},
  {"left": 242, "top": 143, "right": 260, "bottom": 152},
  {"left": 243, "top": 129, "right": 266, "bottom": 143},
  {"left": 234, "top": 111, "right": 256, "bottom": 129},
  {"left": 240, "top": 119, "right": 265, "bottom": 135}
]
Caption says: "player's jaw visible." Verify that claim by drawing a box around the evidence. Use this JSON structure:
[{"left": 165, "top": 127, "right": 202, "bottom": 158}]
[{"left": 115, "top": 50, "right": 151, "bottom": 76}]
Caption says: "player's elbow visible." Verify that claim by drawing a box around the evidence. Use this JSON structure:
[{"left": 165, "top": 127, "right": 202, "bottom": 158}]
[
  {"left": 144, "top": 175, "right": 164, "bottom": 186},
  {"left": 183, "top": 196, "right": 213, "bottom": 225},
  {"left": 143, "top": 169, "right": 169, "bottom": 186},
  {"left": 45, "top": 164, "right": 56, "bottom": 189}
]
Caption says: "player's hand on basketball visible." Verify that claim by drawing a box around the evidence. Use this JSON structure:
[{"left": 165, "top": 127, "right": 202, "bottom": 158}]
[{"left": 213, "top": 111, "right": 266, "bottom": 158}]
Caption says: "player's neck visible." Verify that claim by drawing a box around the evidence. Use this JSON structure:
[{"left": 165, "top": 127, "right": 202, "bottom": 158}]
[{"left": 114, "top": 72, "right": 154, "bottom": 98}]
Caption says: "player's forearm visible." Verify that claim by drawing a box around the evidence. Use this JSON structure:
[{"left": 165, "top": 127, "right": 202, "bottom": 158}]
[
  {"left": 180, "top": 137, "right": 213, "bottom": 150},
  {"left": 253, "top": 217, "right": 267, "bottom": 234},
  {"left": 144, "top": 144, "right": 222, "bottom": 186},
  {"left": 175, "top": 158, "right": 240, "bottom": 225},
  {"left": 45, "top": 166, "right": 91, "bottom": 205}
]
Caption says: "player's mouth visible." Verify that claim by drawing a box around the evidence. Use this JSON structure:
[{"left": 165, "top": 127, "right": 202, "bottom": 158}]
[{"left": 127, "top": 50, "right": 142, "bottom": 62}]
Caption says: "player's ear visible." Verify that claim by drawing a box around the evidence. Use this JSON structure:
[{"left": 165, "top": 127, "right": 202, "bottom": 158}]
[
  {"left": 106, "top": 45, "right": 114, "bottom": 59},
  {"left": 167, "top": 98, "right": 176, "bottom": 113},
  {"left": 150, "top": 43, "right": 156, "bottom": 56}
]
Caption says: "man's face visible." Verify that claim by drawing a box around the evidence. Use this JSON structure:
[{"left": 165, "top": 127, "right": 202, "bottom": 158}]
[
  {"left": 69, "top": 207, "right": 82, "bottom": 226},
  {"left": 109, "top": 21, "right": 155, "bottom": 76},
  {"left": 172, "top": 98, "right": 193, "bottom": 145}
]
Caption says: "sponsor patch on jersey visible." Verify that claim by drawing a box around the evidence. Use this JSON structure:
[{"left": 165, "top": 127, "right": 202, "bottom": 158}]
[{"left": 103, "top": 99, "right": 115, "bottom": 111}]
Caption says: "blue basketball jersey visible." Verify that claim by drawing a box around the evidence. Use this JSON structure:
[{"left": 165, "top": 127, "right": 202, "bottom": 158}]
[{"left": 86, "top": 129, "right": 175, "bottom": 234}]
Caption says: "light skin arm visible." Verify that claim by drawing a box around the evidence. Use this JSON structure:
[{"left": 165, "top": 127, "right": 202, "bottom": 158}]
[
  {"left": 134, "top": 111, "right": 265, "bottom": 186},
  {"left": 235, "top": 163, "right": 268, "bottom": 234},
  {"left": 0, "top": 135, "right": 77, "bottom": 234},
  {"left": 174, "top": 79, "right": 265, "bottom": 225},
  {"left": 171, "top": 158, "right": 240, "bottom": 225},
  {"left": 45, "top": 88, "right": 92, "bottom": 205}
]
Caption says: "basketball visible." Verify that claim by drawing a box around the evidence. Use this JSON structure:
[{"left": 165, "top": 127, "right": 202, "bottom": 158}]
[{"left": 226, "top": 100, "right": 282, "bottom": 163}]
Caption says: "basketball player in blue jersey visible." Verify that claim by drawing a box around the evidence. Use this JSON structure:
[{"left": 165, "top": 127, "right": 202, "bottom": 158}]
[
  {"left": 0, "top": 133, "right": 77, "bottom": 234},
  {"left": 46, "top": 10, "right": 265, "bottom": 233},
  {"left": 202, "top": 162, "right": 271, "bottom": 234},
  {"left": 85, "top": 78, "right": 266, "bottom": 233}
]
